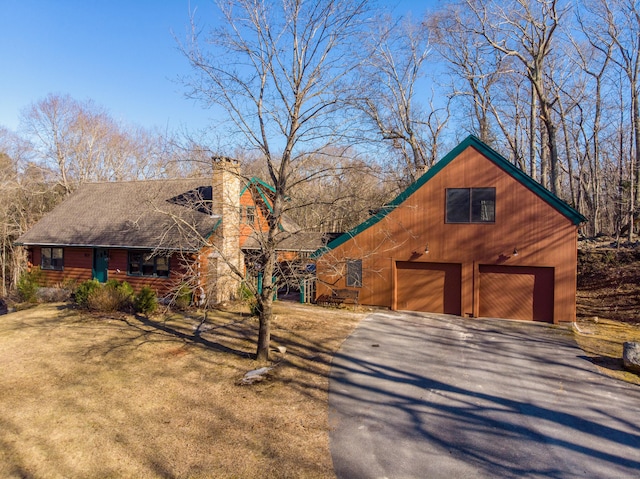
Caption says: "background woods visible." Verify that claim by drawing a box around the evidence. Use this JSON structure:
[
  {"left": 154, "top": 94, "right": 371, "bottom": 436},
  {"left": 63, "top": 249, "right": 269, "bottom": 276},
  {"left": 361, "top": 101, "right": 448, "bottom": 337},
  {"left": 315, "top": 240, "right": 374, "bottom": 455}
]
[{"left": 1, "top": 0, "right": 640, "bottom": 299}]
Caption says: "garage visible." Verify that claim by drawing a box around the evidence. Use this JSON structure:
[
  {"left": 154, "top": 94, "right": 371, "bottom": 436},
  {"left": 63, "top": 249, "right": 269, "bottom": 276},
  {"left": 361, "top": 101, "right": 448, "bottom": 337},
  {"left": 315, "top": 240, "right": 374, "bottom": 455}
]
[
  {"left": 315, "top": 136, "right": 585, "bottom": 324},
  {"left": 396, "top": 262, "right": 462, "bottom": 315},
  {"left": 478, "top": 265, "right": 554, "bottom": 322}
]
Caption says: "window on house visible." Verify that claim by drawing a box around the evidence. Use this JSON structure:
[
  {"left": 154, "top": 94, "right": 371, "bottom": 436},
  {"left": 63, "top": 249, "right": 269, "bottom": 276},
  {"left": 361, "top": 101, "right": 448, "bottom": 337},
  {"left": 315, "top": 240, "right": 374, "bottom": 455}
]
[
  {"left": 245, "top": 206, "right": 256, "bottom": 224},
  {"left": 346, "top": 259, "right": 362, "bottom": 287},
  {"left": 41, "top": 247, "right": 64, "bottom": 270},
  {"left": 446, "top": 188, "right": 496, "bottom": 223},
  {"left": 156, "top": 256, "right": 170, "bottom": 277},
  {"left": 128, "top": 251, "right": 170, "bottom": 277}
]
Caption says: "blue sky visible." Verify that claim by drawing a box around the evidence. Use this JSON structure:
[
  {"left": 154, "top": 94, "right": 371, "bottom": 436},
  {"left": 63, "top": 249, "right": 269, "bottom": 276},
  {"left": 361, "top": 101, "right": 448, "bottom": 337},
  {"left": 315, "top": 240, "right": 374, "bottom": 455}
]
[{"left": 0, "top": 0, "right": 438, "bottom": 134}]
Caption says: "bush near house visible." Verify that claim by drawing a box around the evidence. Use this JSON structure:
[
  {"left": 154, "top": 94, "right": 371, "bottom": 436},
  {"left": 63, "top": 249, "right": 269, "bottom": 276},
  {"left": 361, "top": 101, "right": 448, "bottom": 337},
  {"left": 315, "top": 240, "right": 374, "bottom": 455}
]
[
  {"left": 16, "top": 267, "right": 42, "bottom": 303},
  {"left": 74, "top": 280, "right": 101, "bottom": 308},
  {"left": 134, "top": 286, "right": 158, "bottom": 315},
  {"left": 75, "top": 279, "right": 143, "bottom": 313}
]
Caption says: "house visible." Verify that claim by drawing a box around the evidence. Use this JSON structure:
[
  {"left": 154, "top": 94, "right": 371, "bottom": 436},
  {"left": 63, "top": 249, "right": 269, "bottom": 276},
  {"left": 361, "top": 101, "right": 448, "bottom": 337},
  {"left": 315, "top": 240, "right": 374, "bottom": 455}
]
[
  {"left": 315, "top": 136, "right": 586, "bottom": 323},
  {"left": 16, "top": 158, "right": 323, "bottom": 303}
]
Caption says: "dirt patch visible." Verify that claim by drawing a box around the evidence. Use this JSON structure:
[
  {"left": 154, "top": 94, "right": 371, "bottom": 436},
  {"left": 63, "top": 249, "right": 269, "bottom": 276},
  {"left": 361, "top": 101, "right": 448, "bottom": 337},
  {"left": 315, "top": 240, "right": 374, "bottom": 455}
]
[
  {"left": 576, "top": 241, "right": 640, "bottom": 385},
  {"left": 0, "top": 301, "right": 365, "bottom": 478},
  {"left": 577, "top": 244, "right": 640, "bottom": 324}
]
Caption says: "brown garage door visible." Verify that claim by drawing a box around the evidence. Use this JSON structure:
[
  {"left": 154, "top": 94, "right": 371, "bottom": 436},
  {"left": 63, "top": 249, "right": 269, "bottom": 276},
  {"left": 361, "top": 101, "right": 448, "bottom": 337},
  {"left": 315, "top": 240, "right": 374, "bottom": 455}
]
[
  {"left": 396, "top": 262, "right": 462, "bottom": 315},
  {"left": 479, "top": 265, "right": 554, "bottom": 322}
]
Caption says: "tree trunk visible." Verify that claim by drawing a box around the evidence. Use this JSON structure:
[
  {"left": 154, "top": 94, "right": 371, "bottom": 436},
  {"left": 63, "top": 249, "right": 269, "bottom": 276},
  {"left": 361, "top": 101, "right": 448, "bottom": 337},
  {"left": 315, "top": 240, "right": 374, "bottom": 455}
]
[
  {"left": 631, "top": 88, "right": 639, "bottom": 241},
  {"left": 529, "top": 87, "right": 538, "bottom": 181},
  {"left": 256, "top": 295, "right": 272, "bottom": 362},
  {"left": 256, "top": 247, "right": 275, "bottom": 362}
]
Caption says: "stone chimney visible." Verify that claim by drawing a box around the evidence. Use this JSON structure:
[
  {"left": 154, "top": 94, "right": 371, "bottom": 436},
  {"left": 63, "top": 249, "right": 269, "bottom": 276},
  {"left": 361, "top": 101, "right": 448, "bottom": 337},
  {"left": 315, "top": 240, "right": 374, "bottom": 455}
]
[{"left": 209, "top": 156, "right": 242, "bottom": 303}]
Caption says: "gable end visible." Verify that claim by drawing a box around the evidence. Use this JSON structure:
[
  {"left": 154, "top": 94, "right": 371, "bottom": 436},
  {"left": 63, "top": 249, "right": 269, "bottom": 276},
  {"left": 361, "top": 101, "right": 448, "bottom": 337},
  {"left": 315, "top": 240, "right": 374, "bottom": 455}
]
[{"left": 313, "top": 135, "right": 586, "bottom": 258}]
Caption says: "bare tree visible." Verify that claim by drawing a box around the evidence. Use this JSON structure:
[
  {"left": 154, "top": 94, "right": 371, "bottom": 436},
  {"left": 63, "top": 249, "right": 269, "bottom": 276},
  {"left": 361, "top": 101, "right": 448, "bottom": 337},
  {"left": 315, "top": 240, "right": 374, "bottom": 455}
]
[
  {"left": 284, "top": 148, "right": 395, "bottom": 232},
  {"left": 466, "top": 0, "right": 569, "bottom": 195},
  {"left": 429, "top": 4, "right": 506, "bottom": 145},
  {"left": 0, "top": 126, "right": 62, "bottom": 294},
  {"left": 181, "top": 0, "right": 374, "bottom": 361},
  {"left": 20, "top": 94, "right": 178, "bottom": 191},
  {"left": 580, "top": 0, "right": 640, "bottom": 240},
  {"left": 355, "top": 14, "right": 449, "bottom": 183}
]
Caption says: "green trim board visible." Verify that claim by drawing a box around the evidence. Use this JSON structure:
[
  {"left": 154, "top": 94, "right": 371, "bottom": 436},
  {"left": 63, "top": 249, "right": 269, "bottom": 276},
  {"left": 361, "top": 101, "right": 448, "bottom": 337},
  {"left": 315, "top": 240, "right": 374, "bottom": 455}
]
[
  {"left": 239, "top": 177, "right": 288, "bottom": 231},
  {"left": 312, "top": 135, "right": 586, "bottom": 258},
  {"left": 239, "top": 177, "right": 276, "bottom": 197},
  {"left": 240, "top": 177, "right": 275, "bottom": 214},
  {"left": 203, "top": 217, "right": 223, "bottom": 242}
]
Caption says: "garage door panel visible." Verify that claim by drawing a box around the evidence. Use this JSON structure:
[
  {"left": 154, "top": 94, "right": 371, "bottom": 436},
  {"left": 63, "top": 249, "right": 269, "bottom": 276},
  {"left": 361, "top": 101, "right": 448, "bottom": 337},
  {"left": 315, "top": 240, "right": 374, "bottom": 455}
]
[
  {"left": 479, "top": 265, "right": 553, "bottom": 322},
  {"left": 396, "top": 262, "right": 461, "bottom": 315}
]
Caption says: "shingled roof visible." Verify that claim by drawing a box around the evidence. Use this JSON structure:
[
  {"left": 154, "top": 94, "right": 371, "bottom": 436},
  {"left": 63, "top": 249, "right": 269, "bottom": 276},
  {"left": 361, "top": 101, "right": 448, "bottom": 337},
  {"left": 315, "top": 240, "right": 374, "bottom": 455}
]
[{"left": 16, "top": 179, "right": 222, "bottom": 251}]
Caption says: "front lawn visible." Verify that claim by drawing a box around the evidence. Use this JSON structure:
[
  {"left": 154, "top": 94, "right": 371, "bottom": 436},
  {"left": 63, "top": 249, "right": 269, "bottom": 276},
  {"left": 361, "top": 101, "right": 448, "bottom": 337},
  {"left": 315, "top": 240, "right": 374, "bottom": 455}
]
[{"left": 0, "top": 302, "right": 364, "bottom": 478}]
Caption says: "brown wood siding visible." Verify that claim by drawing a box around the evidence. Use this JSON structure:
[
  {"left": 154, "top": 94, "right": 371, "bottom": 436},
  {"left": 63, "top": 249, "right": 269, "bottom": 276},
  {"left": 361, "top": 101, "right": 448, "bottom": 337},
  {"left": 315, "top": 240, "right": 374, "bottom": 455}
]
[
  {"left": 31, "top": 247, "right": 189, "bottom": 296},
  {"left": 396, "top": 262, "right": 462, "bottom": 315},
  {"left": 239, "top": 188, "right": 271, "bottom": 248},
  {"left": 316, "top": 145, "right": 580, "bottom": 323},
  {"left": 108, "top": 249, "right": 190, "bottom": 296},
  {"left": 32, "top": 247, "right": 93, "bottom": 286},
  {"left": 479, "top": 265, "right": 554, "bottom": 322}
]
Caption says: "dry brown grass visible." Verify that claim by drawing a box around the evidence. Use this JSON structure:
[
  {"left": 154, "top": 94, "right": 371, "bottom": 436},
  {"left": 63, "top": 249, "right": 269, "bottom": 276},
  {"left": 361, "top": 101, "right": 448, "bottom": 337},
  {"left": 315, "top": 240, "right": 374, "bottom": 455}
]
[
  {"left": 0, "top": 301, "right": 365, "bottom": 478},
  {"left": 575, "top": 245, "right": 640, "bottom": 386},
  {"left": 573, "top": 317, "right": 640, "bottom": 386}
]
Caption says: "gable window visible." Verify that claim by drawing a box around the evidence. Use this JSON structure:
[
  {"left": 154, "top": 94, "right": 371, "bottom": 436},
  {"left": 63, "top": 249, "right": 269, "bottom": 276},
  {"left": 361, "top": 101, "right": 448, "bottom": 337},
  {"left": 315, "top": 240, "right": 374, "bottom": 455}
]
[
  {"left": 245, "top": 206, "right": 255, "bottom": 224},
  {"left": 346, "top": 259, "right": 362, "bottom": 287},
  {"left": 446, "top": 188, "right": 495, "bottom": 223},
  {"left": 128, "top": 251, "right": 170, "bottom": 277},
  {"left": 41, "top": 247, "right": 64, "bottom": 270}
]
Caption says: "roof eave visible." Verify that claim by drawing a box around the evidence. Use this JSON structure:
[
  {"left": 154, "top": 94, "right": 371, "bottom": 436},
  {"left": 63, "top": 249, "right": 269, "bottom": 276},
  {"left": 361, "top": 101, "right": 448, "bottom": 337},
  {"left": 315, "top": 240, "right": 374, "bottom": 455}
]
[{"left": 14, "top": 242, "right": 204, "bottom": 253}]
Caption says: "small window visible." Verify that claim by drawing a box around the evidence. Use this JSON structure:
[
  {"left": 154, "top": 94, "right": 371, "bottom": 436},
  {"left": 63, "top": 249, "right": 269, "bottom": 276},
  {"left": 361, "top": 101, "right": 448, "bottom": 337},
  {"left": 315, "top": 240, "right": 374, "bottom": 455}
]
[
  {"left": 156, "top": 256, "right": 169, "bottom": 277},
  {"left": 142, "top": 254, "right": 155, "bottom": 276},
  {"left": 346, "top": 259, "right": 362, "bottom": 287},
  {"left": 128, "top": 251, "right": 170, "bottom": 277},
  {"left": 128, "top": 252, "right": 142, "bottom": 275},
  {"left": 245, "top": 206, "right": 256, "bottom": 224},
  {"left": 446, "top": 188, "right": 495, "bottom": 223},
  {"left": 41, "top": 247, "right": 64, "bottom": 270}
]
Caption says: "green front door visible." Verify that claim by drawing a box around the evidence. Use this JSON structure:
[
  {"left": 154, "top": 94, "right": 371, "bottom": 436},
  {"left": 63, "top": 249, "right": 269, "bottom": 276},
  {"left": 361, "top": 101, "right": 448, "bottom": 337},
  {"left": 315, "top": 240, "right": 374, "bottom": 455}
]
[{"left": 93, "top": 249, "right": 108, "bottom": 283}]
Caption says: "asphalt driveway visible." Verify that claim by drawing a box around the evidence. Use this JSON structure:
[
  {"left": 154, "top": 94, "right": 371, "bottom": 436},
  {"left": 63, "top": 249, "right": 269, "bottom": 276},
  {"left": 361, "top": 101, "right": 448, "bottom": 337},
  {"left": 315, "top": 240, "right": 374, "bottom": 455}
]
[{"left": 329, "top": 311, "right": 640, "bottom": 479}]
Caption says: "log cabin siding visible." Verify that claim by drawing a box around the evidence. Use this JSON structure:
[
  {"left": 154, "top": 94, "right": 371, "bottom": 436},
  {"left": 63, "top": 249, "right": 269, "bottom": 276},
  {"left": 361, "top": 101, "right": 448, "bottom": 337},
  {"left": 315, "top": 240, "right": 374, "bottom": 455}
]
[
  {"left": 30, "top": 247, "right": 189, "bottom": 296},
  {"left": 316, "top": 142, "right": 582, "bottom": 324},
  {"left": 239, "top": 187, "right": 270, "bottom": 248},
  {"left": 32, "top": 247, "right": 93, "bottom": 285},
  {"left": 108, "top": 249, "right": 188, "bottom": 296}
]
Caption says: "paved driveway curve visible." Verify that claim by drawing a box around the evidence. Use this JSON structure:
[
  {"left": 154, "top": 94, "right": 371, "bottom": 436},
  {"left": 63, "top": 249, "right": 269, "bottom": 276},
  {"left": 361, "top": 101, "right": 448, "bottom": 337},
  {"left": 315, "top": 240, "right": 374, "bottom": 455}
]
[{"left": 329, "top": 311, "right": 640, "bottom": 479}]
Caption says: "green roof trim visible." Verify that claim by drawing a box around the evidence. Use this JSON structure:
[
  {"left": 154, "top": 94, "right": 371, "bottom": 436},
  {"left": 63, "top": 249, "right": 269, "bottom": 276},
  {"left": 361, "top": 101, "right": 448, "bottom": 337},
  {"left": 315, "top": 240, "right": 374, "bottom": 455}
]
[
  {"left": 239, "top": 177, "right": 276, "bottom": 214},
  {"left": 312, "top": 135, "right": 586, "bottom": 258},
  {"left": 239, "top": 177, "right": 276, "bottom": 197},
  {"left": 203, "top": 217, "right": 223, "bottom": 241}
]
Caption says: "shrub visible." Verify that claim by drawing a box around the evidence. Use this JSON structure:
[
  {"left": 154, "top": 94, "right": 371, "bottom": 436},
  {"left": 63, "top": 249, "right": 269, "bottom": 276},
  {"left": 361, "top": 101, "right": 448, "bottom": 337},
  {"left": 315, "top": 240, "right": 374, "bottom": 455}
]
[
  {"left": 86, "top": 280, "right": 134, "bottom": 312},
  {"left": 17, "top": 268, "right": 43, "bottom": 303},
  {"left": 106, "top": 280, "right": 134, "bottom": 304},
  {"left": 173, "top": 284, "right": 192, "bottom": 310},
  {"left": 249, "top": 298, "right": 262, "bottom": 317},
  {"left": 135, "top": 286, "right": 157, "bottom": 315},
  {"left": 75, "top": 279, "right": 101, "bottom": 307},
  {"left": 238, "top": 283, "right": 255, "bottom": 301}
]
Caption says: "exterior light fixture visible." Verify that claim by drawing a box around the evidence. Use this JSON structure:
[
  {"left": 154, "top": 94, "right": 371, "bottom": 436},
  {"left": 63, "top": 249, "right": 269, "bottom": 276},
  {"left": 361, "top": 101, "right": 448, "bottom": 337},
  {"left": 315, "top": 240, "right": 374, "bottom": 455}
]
[
  {"left": 425, "top": 242, "right": 430, "bottom": 254},
  {"left": 513, "top": 248, "right": 519, "bottom": 256}
]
